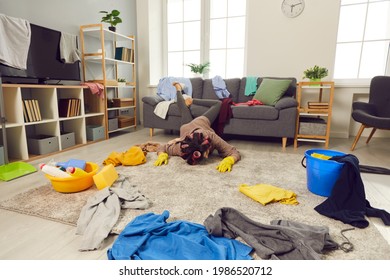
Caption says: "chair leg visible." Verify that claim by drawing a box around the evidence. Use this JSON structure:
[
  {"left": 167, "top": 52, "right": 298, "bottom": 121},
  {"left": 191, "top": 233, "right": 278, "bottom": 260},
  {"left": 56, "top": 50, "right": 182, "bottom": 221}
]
[
  {"left": 149, "top": 128, "right": 154, "bottom": 138},
  {"left": 366, "top": 128, "right": 377, "bottom": 144},
  {"left": 351, "top": 124, "right": 366, "bottom": 151}
]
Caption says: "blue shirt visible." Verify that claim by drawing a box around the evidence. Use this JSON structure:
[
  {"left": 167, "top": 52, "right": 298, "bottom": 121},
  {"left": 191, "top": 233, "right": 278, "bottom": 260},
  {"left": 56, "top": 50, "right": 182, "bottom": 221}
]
[{"left": 107, "top": 210, "right": 252, "bottom": 260}]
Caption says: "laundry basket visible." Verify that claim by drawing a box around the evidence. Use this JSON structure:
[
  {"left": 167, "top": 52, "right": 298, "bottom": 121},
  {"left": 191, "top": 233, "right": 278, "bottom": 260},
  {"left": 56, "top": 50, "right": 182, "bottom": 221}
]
[{"left": 302, "top": 149, "right": 346, "bottom": 197}]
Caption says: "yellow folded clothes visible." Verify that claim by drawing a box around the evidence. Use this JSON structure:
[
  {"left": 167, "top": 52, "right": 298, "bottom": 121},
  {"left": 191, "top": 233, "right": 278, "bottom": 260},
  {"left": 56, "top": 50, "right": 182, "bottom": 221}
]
[
  {"left": 103, "top": 146, "right": 147, "bottom": 166},
  {"left": 121, "top": 146, "right": 147, "bottom": 166},
  {"left": 239, "top": 183, "right": 299, "bottom": 206},
  {"left": 311, "top": 153, "right": 332, "bottom": 160}
]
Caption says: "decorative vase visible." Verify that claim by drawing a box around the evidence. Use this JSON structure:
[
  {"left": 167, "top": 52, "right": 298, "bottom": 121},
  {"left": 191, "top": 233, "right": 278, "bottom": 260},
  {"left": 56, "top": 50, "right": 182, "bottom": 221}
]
[{"left": 109, "top": 26, "right": 116, "bottom": 32}]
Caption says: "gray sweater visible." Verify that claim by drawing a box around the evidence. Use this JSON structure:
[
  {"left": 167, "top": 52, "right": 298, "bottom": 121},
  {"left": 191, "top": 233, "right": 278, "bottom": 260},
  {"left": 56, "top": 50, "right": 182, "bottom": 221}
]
[{"left": 204, "top": 207, "right": 338, "bottom": 260}]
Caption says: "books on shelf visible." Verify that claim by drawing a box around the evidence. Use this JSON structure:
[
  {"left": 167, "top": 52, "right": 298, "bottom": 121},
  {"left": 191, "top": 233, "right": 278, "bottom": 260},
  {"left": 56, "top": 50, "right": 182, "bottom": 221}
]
[
  {"left": 115, "top": 47, "right": 134, "bottom": 63},
  {"left": 23, "top": 99, "right": 42, "bottom": 122},
  {"left": 307, "top": 101, "right": 329, "bottom": 109},
  {"left": 58, "top": 98, "right": 81, "bottom": 117}
]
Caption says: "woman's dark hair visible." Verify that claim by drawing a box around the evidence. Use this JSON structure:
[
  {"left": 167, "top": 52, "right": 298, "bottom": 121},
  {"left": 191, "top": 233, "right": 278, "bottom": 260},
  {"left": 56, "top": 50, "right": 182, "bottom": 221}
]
[{"left": 180, "top": 132, "right": 211, "bottom": 165}]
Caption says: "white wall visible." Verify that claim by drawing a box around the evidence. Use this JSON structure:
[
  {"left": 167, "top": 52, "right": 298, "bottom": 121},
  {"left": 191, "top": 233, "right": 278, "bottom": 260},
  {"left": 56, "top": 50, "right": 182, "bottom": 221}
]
[
  {"left": 0, "top": 0, "right": 137, "bottom": 36},
  {"left": 246, "top": 0, "right": 339, "bottom": 80}
]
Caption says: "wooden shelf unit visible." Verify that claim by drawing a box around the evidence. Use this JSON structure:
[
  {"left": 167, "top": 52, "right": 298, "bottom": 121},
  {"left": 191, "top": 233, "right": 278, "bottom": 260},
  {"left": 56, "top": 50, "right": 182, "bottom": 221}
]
[
  {"left": 79, "top": 24, "right": 137, "bottom": 139},
  {"left": 294, "top": 81, "right": 335, "bottom": 148}
]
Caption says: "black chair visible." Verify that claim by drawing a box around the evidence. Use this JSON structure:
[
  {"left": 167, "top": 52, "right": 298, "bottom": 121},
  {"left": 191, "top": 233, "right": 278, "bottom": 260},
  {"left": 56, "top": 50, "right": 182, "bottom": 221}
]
[{"left": 350, "top": 75, "right": 390, "bottom": 151}]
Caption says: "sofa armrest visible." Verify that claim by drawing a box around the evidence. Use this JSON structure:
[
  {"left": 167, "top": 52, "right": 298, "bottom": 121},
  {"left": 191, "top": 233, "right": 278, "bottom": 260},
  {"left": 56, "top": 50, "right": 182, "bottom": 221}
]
[
  {"left": 274, "top": 97, "right": 298, "bottom": 110},
  {"left": 142, "top": 95, "right": 165, "bottom": 107}
]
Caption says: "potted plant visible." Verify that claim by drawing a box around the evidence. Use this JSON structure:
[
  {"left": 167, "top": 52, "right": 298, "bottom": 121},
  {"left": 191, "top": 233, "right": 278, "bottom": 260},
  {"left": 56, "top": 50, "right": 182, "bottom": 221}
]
[
  {"left": 117, "top": 78, "right": 126, "bottom": 87},
  {"left": 186, "top": 62, "right": 210, "bottom": 77},
  {"left": 302, "top": 65, "right": 329, "bottom": 82},
  {"left": 99, "top": 10, "right": 122, "bottom": 32}
]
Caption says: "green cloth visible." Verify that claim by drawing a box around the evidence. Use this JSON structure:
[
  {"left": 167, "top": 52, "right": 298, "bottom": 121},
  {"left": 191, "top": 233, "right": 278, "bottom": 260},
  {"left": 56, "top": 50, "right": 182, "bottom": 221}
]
[
  {"left": 253, "top": 78, "right": 291, "bottom": 106},
  {"left": 244, "top": 76, "right": 258, "bottom": 96}
]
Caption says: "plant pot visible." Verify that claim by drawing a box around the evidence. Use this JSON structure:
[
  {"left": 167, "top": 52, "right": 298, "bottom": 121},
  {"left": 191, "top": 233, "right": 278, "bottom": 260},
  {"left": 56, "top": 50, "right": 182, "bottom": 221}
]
[
  {"left": 108, "top": 26, "right": 116, "bottom": 32},
  {"left": 117, "top": 82, "right": 126, "bottom": 87},
  {"left": 309, "top": 78, "right": 321, "bottom": 86}
]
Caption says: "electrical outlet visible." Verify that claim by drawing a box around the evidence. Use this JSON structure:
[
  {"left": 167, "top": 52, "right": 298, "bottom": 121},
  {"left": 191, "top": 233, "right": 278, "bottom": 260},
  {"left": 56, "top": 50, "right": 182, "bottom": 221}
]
[{"left": 120, "top": 109, "right": 130, "bottom": 115}]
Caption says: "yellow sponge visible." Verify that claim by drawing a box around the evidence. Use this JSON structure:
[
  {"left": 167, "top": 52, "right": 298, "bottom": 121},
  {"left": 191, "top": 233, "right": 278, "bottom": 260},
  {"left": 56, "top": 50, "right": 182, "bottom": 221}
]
[{"left": 93, "top": 164, "right": 119, "bottom": 190}]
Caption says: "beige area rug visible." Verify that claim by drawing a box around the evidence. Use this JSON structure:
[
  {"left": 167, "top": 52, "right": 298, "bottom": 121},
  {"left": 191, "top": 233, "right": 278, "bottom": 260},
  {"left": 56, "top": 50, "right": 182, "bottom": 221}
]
[{"left": 1, "top": 150, "right": 389, "bottom": 260}]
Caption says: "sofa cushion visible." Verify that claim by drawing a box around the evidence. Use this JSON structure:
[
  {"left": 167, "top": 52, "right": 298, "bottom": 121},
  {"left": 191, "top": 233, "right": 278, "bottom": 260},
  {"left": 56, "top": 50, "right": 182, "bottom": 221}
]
[
  {"left": 253, "top": 78, "right": 292, "bottom": 106},
  {"left": 190, "top": 78, "right": 204, "bottom": 99},
  {"left": 201, "top": 78, "right": 241, "bottom": 100},
  {"left": 231, "top": 105, "right": 279, "bottom": 120}
]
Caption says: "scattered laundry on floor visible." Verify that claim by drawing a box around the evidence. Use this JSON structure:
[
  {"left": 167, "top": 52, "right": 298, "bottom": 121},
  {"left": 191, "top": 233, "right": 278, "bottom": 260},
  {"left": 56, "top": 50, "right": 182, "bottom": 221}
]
[
  {"left": 76, "top": 175, "right": 151, "bottom": 251},
  {"left": 204, "top": 207, "right": 338, "bottom": 260},
  {"left": 107, "top": 210, "right": 253, "bottom": 260},
  {"left": 239, "top": 183, "right": 298, "bottom": 205}
]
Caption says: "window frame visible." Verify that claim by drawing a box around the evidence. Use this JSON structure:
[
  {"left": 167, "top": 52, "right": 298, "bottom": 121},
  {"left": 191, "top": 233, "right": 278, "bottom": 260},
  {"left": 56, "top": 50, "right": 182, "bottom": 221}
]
[
  {"left": 163, "top": 0, "right": 247, "bottom": 79},
  {"left": 334, "top": 0, "right": 390, "bottom": 84}
]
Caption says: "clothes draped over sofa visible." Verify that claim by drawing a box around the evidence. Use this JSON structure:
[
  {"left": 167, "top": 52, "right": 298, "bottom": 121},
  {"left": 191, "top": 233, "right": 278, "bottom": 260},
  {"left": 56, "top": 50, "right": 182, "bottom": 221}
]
[{"left": 157, "top": 77, "right": 192, "bottom": 101}]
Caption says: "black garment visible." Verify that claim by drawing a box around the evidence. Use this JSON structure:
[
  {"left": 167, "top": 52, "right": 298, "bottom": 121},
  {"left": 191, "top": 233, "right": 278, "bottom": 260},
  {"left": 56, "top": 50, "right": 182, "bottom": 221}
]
[{"left": 314, "top": 154, "right": 390, "bottom": 228}]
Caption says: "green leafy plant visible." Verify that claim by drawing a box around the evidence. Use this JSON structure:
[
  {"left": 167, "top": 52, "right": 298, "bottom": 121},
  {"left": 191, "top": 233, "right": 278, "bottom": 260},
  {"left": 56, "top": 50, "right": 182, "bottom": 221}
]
[
  {"left": 99, "top": 10, "right": 122, "bottom": 30},
  {"left": 118, "top": 78, "right": 126, "bottom": 82},
  {"left": 186, "top": 62, "right": 210, "bottom": 74},
  {"left": 302, "top": 65, "right": 328, "bottom": 80}
]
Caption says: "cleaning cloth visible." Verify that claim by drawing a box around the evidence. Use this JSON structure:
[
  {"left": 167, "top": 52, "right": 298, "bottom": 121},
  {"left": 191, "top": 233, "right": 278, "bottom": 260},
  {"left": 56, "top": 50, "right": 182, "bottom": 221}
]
[{"left": 239, "top": 183, "right": 298, "bottom": 205}]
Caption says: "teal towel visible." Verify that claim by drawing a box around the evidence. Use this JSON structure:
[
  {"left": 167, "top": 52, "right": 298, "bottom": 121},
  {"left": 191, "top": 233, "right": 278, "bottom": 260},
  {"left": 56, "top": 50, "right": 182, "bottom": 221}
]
[{"left": 245, "top": 76, "right": 258, "bottom": 96}]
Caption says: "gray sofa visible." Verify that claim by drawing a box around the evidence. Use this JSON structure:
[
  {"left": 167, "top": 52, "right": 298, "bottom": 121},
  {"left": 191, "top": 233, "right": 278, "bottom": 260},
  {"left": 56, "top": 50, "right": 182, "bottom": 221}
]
[{"left": 142, "top": 77, "right": 298, "bottom": 148}]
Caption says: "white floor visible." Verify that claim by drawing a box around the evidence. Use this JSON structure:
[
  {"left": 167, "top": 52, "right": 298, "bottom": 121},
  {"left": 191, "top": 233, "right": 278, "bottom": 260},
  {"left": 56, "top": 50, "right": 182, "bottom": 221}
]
[{"left": 0, "top": 127, "right": 389, "bottom": 259}]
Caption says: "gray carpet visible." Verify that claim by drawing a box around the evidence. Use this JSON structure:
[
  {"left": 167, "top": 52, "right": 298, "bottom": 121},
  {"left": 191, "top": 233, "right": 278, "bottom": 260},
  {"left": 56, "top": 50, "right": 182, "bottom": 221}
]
[{"left": 1, "top": 149, "right": 389, "bottom": 260}]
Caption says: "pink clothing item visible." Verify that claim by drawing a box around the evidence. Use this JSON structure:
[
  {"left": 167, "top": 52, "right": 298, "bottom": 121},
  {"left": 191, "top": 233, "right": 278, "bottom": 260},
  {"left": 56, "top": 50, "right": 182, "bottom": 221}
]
[
  {"left": 82, "top": 82, "right": 105, "bottom": 99},
  {"left": 232, "top": 99, "right": 263, "bottom": 106}
]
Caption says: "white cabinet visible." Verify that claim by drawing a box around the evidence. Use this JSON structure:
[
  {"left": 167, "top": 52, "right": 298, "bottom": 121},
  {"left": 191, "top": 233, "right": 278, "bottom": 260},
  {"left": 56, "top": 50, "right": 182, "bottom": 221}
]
[
  {"left": 79, "top": 24, "right": 137, "bottom": 138},
  {"left": 0, "top": 83, "right": 104, "bottom": 162},
  {"left": 294, "top": 81, "right": 335, "bottom": 148}
]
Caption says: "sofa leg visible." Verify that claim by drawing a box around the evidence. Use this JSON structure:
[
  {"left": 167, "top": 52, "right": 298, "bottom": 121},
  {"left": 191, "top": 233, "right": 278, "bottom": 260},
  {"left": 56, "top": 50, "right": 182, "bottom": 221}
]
[
  {"left": 149, "top": 128, "right": 154, "bottom": 138},
  {"left": 282, "top": 137, "right": 287, "bottom": 150}
]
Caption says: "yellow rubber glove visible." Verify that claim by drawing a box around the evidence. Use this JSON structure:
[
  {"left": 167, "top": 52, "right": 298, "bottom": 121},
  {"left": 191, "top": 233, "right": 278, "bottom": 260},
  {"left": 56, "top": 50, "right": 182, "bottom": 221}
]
[
  {"left": 154, "top": 152, "right": 169, "bottom": 166},
  {"left": 216, "top": 156, "right": 235, "bottom": 172}
]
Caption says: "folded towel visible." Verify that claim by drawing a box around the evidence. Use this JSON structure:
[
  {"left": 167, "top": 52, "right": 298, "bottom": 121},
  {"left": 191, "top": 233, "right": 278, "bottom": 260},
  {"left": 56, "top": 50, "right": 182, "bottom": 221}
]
[{"left": 0, "top": 13, "right": 31, "bottom": 70}]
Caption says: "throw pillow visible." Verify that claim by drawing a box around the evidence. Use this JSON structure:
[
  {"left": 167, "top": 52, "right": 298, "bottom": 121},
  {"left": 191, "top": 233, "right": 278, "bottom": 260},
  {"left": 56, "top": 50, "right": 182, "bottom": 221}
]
[{"left": 253, "top": 78, "right": 291, "bottom": 106}]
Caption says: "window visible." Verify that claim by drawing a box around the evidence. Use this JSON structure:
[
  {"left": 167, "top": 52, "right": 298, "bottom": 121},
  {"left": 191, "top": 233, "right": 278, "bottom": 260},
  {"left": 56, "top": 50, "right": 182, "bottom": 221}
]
[
  {"left": 334, "top": 0, "right": 390, "bottom": 80},
  {"left": 165, "top": 0, "right": 247, "bottom": 78}
]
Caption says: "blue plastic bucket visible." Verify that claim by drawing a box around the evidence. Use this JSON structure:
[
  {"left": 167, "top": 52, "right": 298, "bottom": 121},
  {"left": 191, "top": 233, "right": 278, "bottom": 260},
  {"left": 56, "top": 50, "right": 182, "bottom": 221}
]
[{"left": 302, "top": 149, "right": 346, "bottom": 197}]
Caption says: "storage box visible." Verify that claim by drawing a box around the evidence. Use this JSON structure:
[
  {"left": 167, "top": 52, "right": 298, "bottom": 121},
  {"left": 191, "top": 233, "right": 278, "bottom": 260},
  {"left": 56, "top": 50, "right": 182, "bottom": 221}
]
[
  {"left": 113, "top": 98, "right": 134, "bottom": 107},
  {"left": 0, "top": 145, "right": 4, "bottom": 165},
  {"left": 60, "top": 132, "right": 76, "bottom": 150},
  {"left": 27, "top": 135, "right": 59, "bottom": 155},
  {"left": 86, "top": 125, "right": 105, "bottom": 141},
  {"left": 108, "top": 118, "right": 118, "bottom": 131},
  {"left": 299, "top": 117, "right": 327, "bottom": 136},
  {"left": 118, "top": 116, "right": 135, "bottom": 128}
]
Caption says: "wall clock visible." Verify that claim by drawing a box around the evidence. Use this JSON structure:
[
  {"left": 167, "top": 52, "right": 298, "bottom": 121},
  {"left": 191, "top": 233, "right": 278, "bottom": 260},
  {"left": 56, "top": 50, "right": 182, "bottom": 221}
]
[{"left": 281, "top": 0, "right": 305, "bottom": 18}]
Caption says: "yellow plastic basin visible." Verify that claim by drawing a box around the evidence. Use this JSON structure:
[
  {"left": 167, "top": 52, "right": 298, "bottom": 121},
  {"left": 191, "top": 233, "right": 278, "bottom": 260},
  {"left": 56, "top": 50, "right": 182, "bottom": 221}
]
[{"left": 45, "top": 162, "right": 99, "bottom": 193}]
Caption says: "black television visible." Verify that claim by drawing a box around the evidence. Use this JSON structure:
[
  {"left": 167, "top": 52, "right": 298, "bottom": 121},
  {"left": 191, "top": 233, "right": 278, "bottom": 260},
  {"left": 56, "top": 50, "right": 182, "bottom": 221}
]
[{"left": 0, "top": 23, "right": 81, "bottom": 84}]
